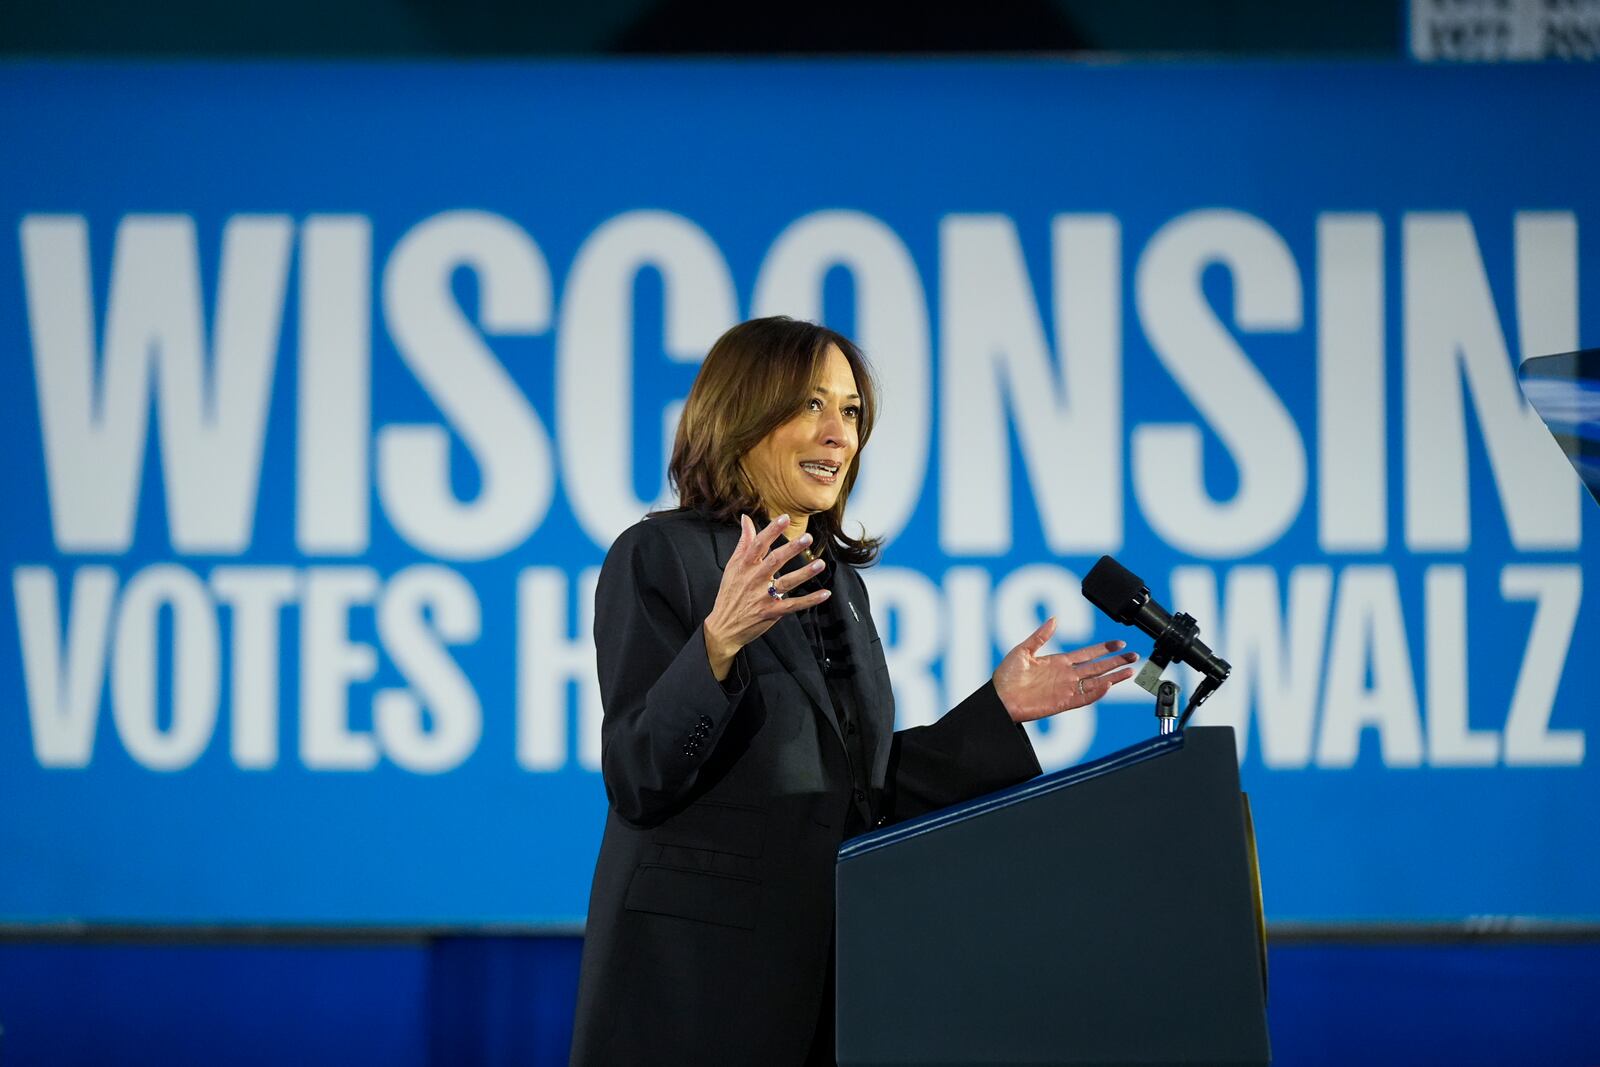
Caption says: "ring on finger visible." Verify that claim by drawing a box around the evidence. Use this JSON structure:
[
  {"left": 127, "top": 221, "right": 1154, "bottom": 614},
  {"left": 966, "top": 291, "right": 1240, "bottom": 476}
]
[
  {"left": 1076, "top": 678, "right": 1084, "bottom": 696},
  {"left": 767, "top": 582, "right": 785, "bottom": 601}
]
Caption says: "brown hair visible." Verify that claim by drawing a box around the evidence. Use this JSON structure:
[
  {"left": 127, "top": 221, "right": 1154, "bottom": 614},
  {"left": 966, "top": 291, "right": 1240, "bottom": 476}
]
[{"left": 666, "top": 316, "right": 882, "bottom": 566}]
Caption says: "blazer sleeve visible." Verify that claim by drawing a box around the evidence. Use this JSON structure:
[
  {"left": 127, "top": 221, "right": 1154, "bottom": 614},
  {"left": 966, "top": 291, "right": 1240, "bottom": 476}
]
[
  {"left": 855, "top": 571, "right": 1043, "bottom": 825},
  {"left": 593, "top": 520, "right": 750, "bottom": 827},
  {"left": 882, "top": 680, "right": 1043, "bottom": 824}
]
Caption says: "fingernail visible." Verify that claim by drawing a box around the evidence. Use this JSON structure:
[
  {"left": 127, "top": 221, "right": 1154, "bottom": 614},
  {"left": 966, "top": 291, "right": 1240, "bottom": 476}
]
[
  {"left": 810, "top": 560, "right": 824, "bottom": 571},
  {"left": 776, "top": 514, "right": 789, "bottom": 524},
  {"left": 819, "top": 589, "right": 831, "bottom": 599},
  {"left": 799, "top": 533, "right": 812, "bottom": 545}
]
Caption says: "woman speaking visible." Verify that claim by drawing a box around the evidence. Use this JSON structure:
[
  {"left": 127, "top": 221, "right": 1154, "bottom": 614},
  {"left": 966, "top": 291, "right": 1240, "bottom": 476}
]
[{"left": 569, "top": 317, "right": 1137, "bottom": 1066}]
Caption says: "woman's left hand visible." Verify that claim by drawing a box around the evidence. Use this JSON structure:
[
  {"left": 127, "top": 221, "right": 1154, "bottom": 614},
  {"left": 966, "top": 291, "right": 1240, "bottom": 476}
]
[{"left": 991, "top": 617, "right": 1139, "bottom": 724}]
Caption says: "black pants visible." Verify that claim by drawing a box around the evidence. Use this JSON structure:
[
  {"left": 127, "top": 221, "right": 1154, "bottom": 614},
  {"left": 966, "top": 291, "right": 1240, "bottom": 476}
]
[
  {"left": 803, "top": 933, "right": 837, "bottom": 1067},
  {"left": 808, "top": 809, "right": 867, "bottom": 1066}
]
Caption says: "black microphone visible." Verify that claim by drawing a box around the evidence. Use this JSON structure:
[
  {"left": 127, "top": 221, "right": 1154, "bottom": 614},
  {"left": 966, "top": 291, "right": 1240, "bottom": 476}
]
[{"left": 1082, "top": 556, "right": 1231, "bottom": 726}]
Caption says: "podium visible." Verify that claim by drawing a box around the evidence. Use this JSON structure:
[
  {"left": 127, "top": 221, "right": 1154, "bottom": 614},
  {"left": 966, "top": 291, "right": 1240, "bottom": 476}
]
[{"left": 835, "top": 726, "right": 1269, "bottom": 1067}]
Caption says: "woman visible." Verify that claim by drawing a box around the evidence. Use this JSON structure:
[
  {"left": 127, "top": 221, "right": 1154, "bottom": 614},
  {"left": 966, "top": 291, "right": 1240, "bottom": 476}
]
[{"left": 569, "top": 317, "right": 1136, "bottom": 1066}]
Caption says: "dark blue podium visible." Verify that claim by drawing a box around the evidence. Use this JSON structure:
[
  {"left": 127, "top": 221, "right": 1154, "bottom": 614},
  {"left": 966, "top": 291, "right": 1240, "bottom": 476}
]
[{"left": 835, "top": 726, "right": 1270, "bottom": 1066}]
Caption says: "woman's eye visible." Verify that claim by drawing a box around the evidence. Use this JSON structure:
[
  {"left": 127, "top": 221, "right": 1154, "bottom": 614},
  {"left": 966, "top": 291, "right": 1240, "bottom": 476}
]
[
  {"left": 843, "top": 405, "right": 860, "bottom": 419},
  {"left": 806, "top": 397, "right": 824, "bottom": 411}
]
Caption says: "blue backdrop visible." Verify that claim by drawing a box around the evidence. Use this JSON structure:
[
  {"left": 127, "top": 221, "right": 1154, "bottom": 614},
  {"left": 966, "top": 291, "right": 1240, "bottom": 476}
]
[{"left": 1, "top": 60, "right": 1595, "bottom": 926}]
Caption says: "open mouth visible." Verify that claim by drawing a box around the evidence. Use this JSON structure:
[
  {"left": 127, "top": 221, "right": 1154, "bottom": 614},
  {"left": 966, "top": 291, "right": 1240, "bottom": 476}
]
[{"left": 799, "top": 460, "right": 840, "bottom": 484}]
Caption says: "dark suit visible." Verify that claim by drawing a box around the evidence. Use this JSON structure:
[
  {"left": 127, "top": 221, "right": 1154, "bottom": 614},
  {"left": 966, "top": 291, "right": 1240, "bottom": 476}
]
[{"left": 569, "top": 508, "right": 1041, "bottom": 1066}]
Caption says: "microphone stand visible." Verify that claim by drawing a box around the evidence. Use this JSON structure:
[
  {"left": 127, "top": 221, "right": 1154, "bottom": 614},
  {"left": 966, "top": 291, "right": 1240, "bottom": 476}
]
[
  {"left": 1154, "top": 680, "right": 1178, "bottom": 735},
  {"left": 1134, "top": 608, "right": 1226, "bottom": 734},
  {"left": 1177, "top": 675, "right": 1222, "bottom": 730}
]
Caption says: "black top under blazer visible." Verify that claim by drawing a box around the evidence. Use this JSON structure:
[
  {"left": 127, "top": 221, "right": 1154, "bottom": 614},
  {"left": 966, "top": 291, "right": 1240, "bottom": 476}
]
[{"left": 569, "top": 508, "right": 1043, "bottom": 1066}]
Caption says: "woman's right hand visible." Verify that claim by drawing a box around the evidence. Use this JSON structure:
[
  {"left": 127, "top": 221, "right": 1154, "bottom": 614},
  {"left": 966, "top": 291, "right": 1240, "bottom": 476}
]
[{"left": 703, "top": 514, "right": 832, "bottom": 680}]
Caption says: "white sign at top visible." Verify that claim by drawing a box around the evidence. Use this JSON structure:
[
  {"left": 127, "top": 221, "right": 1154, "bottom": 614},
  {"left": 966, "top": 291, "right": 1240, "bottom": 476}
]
[{"left": 1411, "top": 0, "right": 1600, "bottom": 61}]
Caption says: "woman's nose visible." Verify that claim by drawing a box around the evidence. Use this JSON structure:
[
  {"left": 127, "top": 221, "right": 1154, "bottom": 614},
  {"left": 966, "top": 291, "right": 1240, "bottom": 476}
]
[{"left": 817, "top": 409, "right": 847, "bottom": 445}]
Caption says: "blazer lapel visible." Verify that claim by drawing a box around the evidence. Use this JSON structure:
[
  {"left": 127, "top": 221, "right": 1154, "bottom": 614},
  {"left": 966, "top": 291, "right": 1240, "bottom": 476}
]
[
  {"left": 707, "top": 521, "right": 845, "bottom": 753},
  {"left": 834, "top": 566, "right": 891, "bottom": 782}
]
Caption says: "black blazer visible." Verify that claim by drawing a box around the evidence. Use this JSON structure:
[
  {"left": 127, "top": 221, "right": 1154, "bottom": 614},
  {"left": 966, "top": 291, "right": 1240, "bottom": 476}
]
[{"left": 569, "top": 508, "right": 1042, "bottom": 1066}]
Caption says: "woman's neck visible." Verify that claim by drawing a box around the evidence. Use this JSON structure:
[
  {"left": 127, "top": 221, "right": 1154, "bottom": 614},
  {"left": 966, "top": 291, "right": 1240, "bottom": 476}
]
[{"left": 761, "top": 506, "right": 808, "bottom": 548}]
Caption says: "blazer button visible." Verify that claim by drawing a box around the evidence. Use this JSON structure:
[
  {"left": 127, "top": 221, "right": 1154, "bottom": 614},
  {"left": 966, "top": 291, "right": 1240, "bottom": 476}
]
[{"left": 853, "top": 788, "right": 866, "bottom": 803}]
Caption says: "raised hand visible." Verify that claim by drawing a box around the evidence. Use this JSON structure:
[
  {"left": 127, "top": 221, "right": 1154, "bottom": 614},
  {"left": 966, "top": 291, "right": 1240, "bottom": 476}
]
[
  {"left": 702, "top": 514, "right": 832, "bottom": 680},
  {"left": 991, "top": 617, "right": 1139, "bottom": 724}
]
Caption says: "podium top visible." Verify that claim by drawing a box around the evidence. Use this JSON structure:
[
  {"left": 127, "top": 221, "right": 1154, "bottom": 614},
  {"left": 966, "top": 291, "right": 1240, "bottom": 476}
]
[{"left": 838, "top": 729, "right": 1189, "bottom": 863}]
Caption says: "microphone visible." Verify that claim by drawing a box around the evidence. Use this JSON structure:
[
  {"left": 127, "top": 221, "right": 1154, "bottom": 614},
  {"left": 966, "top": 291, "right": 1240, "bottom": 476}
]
[{"left": 1082, "top": 556, "right": 1231, "bottom": 726}]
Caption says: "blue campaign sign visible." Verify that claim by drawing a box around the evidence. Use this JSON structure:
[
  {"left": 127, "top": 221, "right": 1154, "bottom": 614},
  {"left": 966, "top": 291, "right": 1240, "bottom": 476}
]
[{"left": 0, "top": 61, "right": 1596, "bottom": 925}]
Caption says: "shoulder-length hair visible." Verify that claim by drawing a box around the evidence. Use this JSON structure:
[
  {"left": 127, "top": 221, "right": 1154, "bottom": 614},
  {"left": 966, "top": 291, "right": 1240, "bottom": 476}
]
[{"left": 666, "top": 316, "right": 883, "bottom": 566}]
